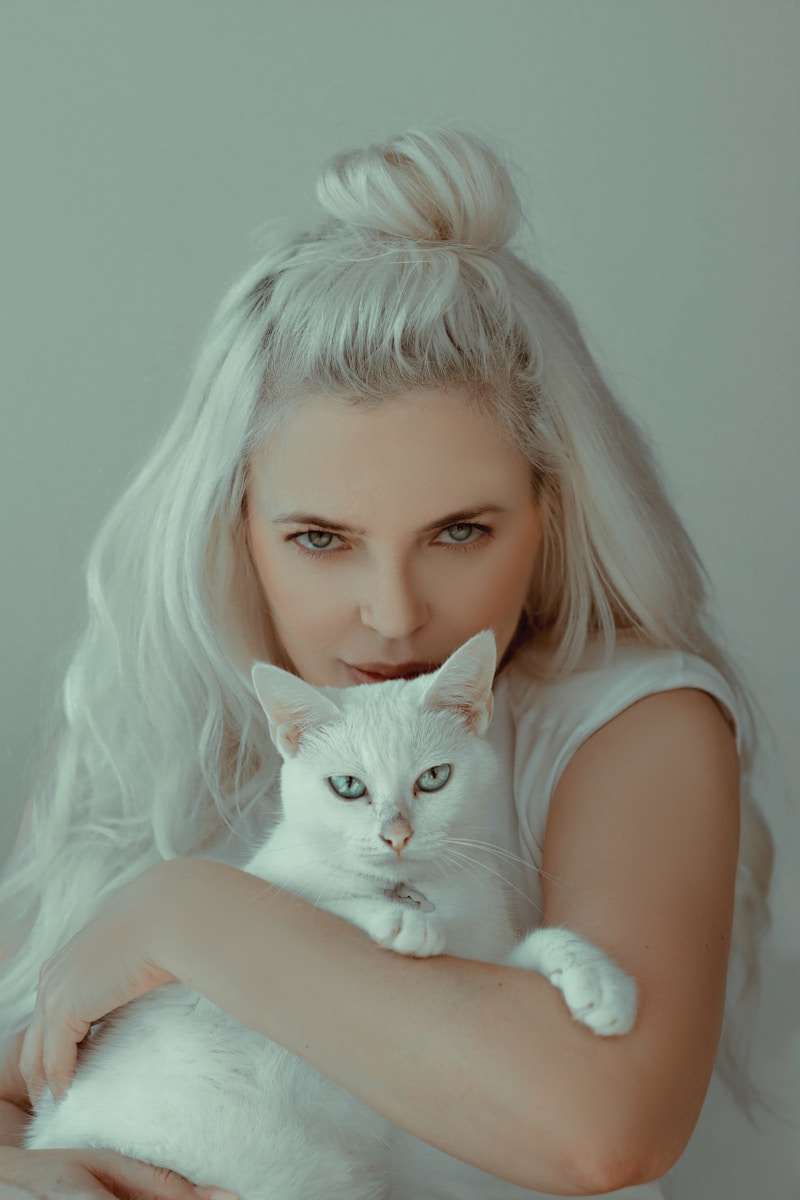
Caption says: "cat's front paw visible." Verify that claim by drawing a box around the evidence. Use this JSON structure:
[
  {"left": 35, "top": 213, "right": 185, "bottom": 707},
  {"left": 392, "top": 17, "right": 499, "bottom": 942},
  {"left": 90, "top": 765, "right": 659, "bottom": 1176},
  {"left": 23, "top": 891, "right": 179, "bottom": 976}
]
[
  {"left": 507, "top": 927, "right": 638, "bottom": 1036},
  {"left": 367, "top": 905, "right": 446, "bottom": 957}
]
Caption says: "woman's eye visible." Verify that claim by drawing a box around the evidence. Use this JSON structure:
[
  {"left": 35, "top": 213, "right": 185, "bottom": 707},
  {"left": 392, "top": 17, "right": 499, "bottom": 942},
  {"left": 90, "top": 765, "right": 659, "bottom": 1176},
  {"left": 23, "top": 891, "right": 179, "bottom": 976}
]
[
  {"left": 287, "top": 522, "right": 491, "bottom": 558},
  {"left": 437, "top": 523, "right": 490, "bottom": 550},
  {"left": 291, "top": 529, "right": 346, "bottom": 554}
]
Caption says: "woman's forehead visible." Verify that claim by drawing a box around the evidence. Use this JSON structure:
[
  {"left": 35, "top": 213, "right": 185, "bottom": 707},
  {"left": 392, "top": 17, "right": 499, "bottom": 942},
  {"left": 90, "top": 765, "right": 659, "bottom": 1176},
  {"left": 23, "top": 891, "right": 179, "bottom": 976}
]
[{"left": 249, "top": 387, "right": 530, "bottom": 495}]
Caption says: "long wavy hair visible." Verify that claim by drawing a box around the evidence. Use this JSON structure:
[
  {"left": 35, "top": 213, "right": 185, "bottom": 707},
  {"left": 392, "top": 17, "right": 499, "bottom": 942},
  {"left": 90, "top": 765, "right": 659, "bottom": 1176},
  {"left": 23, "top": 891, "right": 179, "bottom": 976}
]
[{"left": 0, "top": 124, "right": 786, "bottom": 1132}]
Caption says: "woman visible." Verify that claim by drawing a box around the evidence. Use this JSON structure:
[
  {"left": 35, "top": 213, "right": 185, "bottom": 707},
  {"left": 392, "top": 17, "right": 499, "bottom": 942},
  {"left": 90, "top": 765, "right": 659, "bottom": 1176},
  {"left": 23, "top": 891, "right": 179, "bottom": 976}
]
[{"left": 0, "top": 126, "right": 779, "bottom": 1199}]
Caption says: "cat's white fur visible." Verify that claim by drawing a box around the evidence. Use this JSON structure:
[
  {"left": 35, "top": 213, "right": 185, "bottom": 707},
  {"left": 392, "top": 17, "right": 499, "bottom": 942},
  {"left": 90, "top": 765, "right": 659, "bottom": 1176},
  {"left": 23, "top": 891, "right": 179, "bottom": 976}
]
[{"left": 25, "top": 629, "right": 637, "bottom": 1199}]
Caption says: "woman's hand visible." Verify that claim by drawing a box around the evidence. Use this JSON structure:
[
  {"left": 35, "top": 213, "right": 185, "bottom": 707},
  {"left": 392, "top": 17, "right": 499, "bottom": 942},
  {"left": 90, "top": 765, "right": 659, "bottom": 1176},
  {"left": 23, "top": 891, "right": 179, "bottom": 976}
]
[
  {"left": 0, "top": 1144, "right": 239, "bottom": 1200},
  {"left": 18, "top": 858, "right": 184, "bottom": 1108}
]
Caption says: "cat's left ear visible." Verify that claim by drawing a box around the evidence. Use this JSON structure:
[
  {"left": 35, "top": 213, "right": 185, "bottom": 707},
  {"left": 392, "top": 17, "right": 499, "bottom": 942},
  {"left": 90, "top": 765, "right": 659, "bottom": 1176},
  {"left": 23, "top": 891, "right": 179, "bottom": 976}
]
[
  {"left": 417, "top": 628, "right": 497, "bottom": 736},
  {"left": 251, "top": 662, "right": 343, "bottom": 758}
]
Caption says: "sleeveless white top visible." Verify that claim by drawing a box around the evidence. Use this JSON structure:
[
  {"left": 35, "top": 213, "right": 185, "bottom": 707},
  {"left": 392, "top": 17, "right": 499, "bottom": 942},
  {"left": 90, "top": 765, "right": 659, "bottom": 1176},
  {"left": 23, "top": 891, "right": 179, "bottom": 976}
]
[{"left": 200, "top": 636, "right": 743, "bottom": 1200}]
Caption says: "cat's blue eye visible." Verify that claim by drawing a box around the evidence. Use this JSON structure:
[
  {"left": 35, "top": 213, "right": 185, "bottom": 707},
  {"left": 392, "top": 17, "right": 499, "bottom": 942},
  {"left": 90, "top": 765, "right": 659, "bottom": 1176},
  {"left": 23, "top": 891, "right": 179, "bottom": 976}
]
[
  {"left": 416, "top": 763, "right": 451, "bottom": 793},
  {"left": 328, "top": 774, "right": 367, "bottom": 800}
]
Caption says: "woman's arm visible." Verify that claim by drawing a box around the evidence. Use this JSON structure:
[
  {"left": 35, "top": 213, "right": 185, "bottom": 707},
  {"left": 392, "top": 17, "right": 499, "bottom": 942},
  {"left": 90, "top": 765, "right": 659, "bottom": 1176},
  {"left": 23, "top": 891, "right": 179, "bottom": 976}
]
[{"left": 153, "top": 856, "right": 642, "bottom": 1196}]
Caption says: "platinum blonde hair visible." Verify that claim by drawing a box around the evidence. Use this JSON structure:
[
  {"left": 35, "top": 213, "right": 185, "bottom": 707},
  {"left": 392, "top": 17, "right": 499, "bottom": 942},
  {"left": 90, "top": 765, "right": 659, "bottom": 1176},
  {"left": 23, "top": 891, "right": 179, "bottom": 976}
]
[{"left": 1, "top": 125, "right": 785, "bottom": 1132}]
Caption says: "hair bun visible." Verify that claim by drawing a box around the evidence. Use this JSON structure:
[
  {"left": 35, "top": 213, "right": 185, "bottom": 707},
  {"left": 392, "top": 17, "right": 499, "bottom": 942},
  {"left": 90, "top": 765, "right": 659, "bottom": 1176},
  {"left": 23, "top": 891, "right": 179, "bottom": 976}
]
[{"left": 315, "top": 125, "right": 523, "bottom": 253}]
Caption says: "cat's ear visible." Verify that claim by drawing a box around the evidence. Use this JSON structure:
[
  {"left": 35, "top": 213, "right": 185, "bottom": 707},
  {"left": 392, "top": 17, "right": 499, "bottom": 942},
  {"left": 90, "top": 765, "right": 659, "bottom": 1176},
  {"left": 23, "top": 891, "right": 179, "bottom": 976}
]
[
  {"left": 417, "top": 628, "right": 497, "bottom": 737},
  {"left": 251, "top": 662, "right": 343, "bottom": 758}
]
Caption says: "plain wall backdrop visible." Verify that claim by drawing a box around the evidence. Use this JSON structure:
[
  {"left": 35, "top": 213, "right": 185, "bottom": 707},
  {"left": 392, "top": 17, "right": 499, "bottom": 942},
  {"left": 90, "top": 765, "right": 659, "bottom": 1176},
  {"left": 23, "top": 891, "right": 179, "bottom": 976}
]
[{"left": 1, "top": 2, "right": 798, "bottom": 1196}]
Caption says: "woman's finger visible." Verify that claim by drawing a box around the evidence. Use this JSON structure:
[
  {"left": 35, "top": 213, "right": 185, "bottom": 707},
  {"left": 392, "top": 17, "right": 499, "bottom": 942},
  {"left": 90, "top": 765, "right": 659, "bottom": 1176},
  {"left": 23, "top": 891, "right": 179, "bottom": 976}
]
[
  {"left": 42, "top": 1007, "right": 87, "bottom": 1100},
  {"left": 18, "top": 1014, "right": 47, "bottom": 1106},
  {"left": 19, "top": 962, "right": 49, "bottom": 1101}
]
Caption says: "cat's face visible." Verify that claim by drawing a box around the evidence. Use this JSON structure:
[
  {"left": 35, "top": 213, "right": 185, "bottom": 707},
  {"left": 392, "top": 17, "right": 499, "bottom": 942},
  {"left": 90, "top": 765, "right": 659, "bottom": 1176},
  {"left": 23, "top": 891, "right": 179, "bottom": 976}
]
[{"left": 251, "top": 629, "right": 500, "bottom": 868}]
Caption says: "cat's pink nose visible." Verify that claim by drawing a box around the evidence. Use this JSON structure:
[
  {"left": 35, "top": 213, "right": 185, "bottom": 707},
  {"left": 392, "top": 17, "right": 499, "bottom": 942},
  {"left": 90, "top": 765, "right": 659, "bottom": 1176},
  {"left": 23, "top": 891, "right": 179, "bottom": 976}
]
[
  {"left": 383, "top": 834, "right": 410, "bottom": 853},
  {"left": 380, "top": 821, "right": 413, "bottom": 853}
]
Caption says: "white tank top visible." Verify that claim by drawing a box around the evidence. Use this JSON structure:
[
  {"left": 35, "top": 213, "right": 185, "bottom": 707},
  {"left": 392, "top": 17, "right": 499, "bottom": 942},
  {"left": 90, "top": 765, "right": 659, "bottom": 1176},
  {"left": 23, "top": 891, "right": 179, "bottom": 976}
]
[{"left": 201, "top": 636, "right": 743, "bottom": 1200}]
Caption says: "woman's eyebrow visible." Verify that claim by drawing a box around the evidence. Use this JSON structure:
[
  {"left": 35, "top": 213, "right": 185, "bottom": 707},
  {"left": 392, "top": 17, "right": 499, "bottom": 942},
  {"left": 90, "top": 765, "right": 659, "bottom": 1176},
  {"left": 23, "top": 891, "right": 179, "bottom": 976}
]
[{"left": 271, "top": 504, "right": 509, "bottom": 536}]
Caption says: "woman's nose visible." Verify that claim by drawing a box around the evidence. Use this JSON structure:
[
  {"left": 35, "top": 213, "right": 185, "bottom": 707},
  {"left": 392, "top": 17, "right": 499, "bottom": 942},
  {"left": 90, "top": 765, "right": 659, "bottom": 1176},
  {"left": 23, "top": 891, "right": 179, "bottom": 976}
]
[{"left": 360, "top": 566, "right": 429, "bottom": 639}]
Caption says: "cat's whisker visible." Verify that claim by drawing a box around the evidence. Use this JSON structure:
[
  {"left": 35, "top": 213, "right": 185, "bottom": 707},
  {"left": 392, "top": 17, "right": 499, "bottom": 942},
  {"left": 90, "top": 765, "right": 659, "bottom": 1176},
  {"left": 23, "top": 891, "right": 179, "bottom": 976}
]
[
  {"left": 437, "top": 845, "right": 513, "bottom": 888},
  {"left": 443, "top": 847, "right": 543, "bottom": 916},
  {"left": 232, "top": 815, "right": 557, "bottom": 922},
  {"left": 439, "top": 820, "right": 556, "bottom": 872},
  {"left": 438, "top": 848, "right": 542, "bottom": 919},
  {"left": 446, "top": 837, "right": 571, "bottom": 889},
  {"left": 433, "top": 854, "right": 466, "bottom": 883},
  {"left": 447, "top": 837, "right": 537, "bottom": 871},
  {"left": 438, "top": 852, "right": 492, "bottom": 898}
]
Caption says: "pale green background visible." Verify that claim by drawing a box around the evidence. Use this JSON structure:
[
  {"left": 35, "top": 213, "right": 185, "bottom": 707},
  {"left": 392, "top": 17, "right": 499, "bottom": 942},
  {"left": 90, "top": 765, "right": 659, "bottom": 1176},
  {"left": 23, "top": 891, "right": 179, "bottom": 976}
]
[{"left": 1, "top": 1, "right": 798, "bottom": 1193}]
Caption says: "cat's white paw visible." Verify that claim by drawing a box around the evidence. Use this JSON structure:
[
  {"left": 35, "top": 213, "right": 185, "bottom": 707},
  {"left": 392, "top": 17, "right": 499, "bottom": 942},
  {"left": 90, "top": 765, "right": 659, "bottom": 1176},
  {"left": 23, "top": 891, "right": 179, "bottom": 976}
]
[
  {"left": 367, "top": 905, "right": 446, "bottom": 957},
  {"left": 507, "top": 927, "right": 638, "bottom": 1036}
]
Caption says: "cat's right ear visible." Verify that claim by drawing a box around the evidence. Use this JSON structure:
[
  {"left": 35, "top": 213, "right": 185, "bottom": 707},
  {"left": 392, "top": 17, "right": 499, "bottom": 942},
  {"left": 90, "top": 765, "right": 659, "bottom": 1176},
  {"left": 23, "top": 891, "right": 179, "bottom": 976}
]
[{"left": 251, "top": 662, "right": 342, "bottom": 758}]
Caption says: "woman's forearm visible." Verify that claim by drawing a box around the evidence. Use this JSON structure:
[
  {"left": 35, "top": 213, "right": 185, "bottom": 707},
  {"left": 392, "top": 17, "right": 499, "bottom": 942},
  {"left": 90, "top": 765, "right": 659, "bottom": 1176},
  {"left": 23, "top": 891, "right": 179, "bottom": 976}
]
[{"left": 154, "top": 857, "right": 630, "bottom": 1195}]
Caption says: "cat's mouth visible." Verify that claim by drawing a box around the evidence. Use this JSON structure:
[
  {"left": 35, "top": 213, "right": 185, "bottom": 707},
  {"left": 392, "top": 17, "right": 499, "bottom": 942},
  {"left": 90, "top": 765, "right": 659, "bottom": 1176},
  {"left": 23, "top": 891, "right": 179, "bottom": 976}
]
[{"left": 384, "top": 881, "right": 436, "bottom": 912}]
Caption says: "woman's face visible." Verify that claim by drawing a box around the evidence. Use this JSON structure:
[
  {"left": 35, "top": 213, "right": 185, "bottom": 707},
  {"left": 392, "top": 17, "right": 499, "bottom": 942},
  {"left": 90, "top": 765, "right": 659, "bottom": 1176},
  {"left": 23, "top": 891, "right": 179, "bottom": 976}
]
[{"left": 245, "top": 386, "right": 544, "bottom": 687}]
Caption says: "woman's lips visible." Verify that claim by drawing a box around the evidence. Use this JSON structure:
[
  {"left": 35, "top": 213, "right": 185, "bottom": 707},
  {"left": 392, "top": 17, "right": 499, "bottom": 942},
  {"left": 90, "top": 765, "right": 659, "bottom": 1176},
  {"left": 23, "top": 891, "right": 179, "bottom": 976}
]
[{"left": 344, "top": 663, "right": 424, "bottom": 684}]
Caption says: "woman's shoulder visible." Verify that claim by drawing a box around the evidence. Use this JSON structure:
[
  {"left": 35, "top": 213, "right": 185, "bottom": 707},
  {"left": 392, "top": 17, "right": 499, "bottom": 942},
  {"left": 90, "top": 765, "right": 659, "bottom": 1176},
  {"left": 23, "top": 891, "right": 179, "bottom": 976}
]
[
  {"left": 503, "top": 631, "right": 746, "bottom": 857},
  {"left": 504, "top": 630, "right": 743, "bottom": 753}
]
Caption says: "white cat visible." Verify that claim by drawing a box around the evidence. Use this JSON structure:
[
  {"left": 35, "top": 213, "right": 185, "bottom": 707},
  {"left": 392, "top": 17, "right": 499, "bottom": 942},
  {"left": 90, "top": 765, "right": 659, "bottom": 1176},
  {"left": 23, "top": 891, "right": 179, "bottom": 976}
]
[{"left": 24, "top": 628, "right": 637, "bottom": 1200}]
